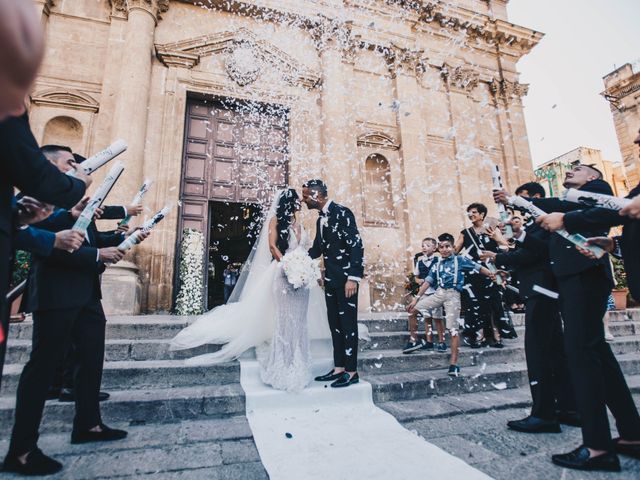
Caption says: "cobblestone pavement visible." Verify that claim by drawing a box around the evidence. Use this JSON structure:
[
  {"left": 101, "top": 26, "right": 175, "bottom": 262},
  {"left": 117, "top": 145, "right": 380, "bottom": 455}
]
[{"left": 404, "top": 395, "right": 640, "bottom": 480}]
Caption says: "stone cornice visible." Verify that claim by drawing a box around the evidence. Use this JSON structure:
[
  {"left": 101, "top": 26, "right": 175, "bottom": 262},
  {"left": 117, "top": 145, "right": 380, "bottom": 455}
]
[
  {"left": 31, "top": 88, "right": 100, "bottom": 113},
  {"left": 357, "top": 131, "right": 401, "bottom": 150},
  {"left": 109, "top": 0, "right": 170, "bottom": 22},
  {"left": 156, "top": 28, "right": 321, "bottom": 89},
  {"left": 602, "top": 72, "right": 640, "bottom": 112},
  {"left": 490, "top": 78, "right": 529, "bottom": 99},
  {"left": 442, "top": 64, "right": 480, "bottom": 94}
]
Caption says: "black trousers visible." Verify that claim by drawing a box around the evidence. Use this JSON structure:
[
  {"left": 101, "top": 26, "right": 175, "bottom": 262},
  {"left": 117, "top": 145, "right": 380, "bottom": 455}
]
[
  {"left": 0, "top": 230, "right": 11, "bottom": 390},
  {"left": 325, "top": 285, "right": 358, "bottom": 372},
  {"left": 524, "top": 295, "right": 575, "bottom": 419},
  {"left": 8, "top": 298, "right": 106, "bottom": 455},
  {"left": 557, "top": 267, "right": 640, "bottom": 450}
]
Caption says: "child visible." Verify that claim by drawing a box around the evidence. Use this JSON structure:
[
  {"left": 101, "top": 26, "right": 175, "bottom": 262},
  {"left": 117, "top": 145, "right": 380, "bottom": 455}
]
[
  {"left": 403, "top": 237, "right": 446, "bottom": 353},
  {"left": 407, "top": 233, "right": 495, "bottom": 377}
]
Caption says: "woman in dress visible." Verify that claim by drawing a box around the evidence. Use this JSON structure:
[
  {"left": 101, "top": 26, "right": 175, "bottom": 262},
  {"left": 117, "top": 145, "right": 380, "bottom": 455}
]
[
  {"left": 170, "top": 188, "right": 325, "bottom": 392},
  {"left": 454, "top": 202, "right": 513, "bottom": 348}
]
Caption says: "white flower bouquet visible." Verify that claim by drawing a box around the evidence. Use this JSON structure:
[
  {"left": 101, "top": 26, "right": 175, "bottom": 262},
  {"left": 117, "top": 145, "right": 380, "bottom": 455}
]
[{"left": 280, "top": 248, "right": 321, "bottom": 289}]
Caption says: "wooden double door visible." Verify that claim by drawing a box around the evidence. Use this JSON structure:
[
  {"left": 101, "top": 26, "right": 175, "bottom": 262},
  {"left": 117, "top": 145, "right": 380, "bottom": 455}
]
[{"left": 177, "top": 97, "right": 289, "bottom": 307}]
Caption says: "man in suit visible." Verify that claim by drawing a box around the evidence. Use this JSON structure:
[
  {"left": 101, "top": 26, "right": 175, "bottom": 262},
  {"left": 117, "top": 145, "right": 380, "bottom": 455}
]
[
  {"left": 537, "top": 131, "right": 640, "bottom": 462},
  {"left": 3, "top": 145, "right": 132, "bottom": 475},
  {"left": 483, "top": 183, "right": 577, "bottom": 434},
  {"left": 0, "top": 114, "right": 90, "bottom": 389},
  {"left": 495, "top": 164, "right": 640, "bottom": 471},
  {"left": 303, "top": 180, "right": 364, "bottom": 388}
]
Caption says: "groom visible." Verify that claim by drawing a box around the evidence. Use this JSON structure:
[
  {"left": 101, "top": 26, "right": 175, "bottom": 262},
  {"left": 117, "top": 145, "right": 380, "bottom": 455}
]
[{"left": 302, "top": 180, "right": 364, "bottom": 388}]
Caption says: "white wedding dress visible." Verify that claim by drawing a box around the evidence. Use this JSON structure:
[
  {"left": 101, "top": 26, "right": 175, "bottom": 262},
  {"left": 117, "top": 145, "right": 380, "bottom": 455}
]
[
  {"left": 169, "top": 191, "right": 330, "bottom": 392},
  {"left": 258, "top": 224, "right": 312, "bottom": 391}
]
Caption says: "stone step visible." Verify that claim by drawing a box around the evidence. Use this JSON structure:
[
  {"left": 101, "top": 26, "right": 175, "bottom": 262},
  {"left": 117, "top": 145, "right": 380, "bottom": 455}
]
[
  {"left": 0, "top": 416, "right": 267, "bottom": 479},
  {"left": 360, "top": 310, "right": 640, "bottom": 333},
  {"left": 6, "top": 320, "right": 637, "bottom": 366},
  {"left": 368, "top": 353, "right": 640, "bottom": 403},
  {"left": 0, "top": 359, "right": 240, "bottom": 397},
  {"left": 9, "top": 309, "right": 638, "bottom": 342},
  {"left": 359, "top": 334, "right": 640, "bottom": 375},
  {"left": 360, "top": 321, "right": 640, "bottom": 351},
  {"left": 377, "top": 375, "right": 640, "bottom": 423},
  {"left": 0, "top": 384, "right": 246, "bottom": 434},
  {"left": 8, "top": 316, "right": 192, "bottom": 341},
  {"left": 4, "top": 338, "right": 222, "bottom": 365}
]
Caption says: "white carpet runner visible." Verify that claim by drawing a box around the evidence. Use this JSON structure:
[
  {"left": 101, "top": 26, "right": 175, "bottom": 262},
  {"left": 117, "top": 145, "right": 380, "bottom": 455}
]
[{"left": 239, "top": 343, "right": 492, "bottom": 480}]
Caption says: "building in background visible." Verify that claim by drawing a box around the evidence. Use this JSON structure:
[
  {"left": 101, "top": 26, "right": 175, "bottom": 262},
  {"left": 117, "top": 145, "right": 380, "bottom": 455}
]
[
  {"left": 28, "top": 0, "right": 541, "bottom": 312},
  {"left": 603, "top": 63, "right": 640, "bottom": 186},
  {"left": 535, "top": 147, "right": 628, "bottom": 197}
]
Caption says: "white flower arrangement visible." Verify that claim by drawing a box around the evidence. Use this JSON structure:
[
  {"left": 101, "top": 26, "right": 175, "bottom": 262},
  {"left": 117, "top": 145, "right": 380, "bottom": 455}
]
[
  {"left": 175, "top": 228, "right": 205, "bottom": 315},
  {"left": 280, "top": 248, "right": 321, "bottom": 289}
]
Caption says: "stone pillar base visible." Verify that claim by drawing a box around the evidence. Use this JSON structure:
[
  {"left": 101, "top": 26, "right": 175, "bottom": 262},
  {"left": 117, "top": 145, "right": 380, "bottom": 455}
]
[{"left": 101, "top": 261, "right": 142, "bottom": 315}]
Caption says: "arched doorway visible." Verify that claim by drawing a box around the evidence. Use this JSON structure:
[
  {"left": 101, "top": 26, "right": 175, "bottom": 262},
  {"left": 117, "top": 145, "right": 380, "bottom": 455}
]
[{"left": 177, "top": 96, "right": 289, "bottom": 308}]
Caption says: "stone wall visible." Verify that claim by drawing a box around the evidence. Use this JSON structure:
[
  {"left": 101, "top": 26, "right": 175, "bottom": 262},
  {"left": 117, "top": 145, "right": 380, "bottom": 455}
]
[{"left": 28, "top": 0, "right": 541, "bottom": 312}]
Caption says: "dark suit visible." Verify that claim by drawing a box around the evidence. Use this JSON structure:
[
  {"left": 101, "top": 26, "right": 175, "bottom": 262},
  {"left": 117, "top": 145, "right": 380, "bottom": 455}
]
[
  {"left": 309, "top": 202, "right": 364, "bottom": 372},
  {"left": 7, "top": 211, "right": 114, "bottom": 456},
  {"left": 531, "top": 180, "right": 640, "bottom": 450},
  {"left": 100, "top": 205, "right": 127, "bottom": 221},
  {"left": 496, "top": 226, "right": 575, "bottom": 420},
  {"left": 0, "top": 113, "right": 86, "bottom": 388},
  {"left": 562, "top": 182, "right": 640, "bottom": 300}
]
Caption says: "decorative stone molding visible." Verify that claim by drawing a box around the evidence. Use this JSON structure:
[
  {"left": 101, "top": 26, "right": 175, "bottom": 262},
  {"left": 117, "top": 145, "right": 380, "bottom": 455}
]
[
  {"left": 109, "top": 0, "right": 170, "bottom": 22},
  {"left": 377, "top": 0, "right": 543, "bottom": 56},
  {"left": 378, "top": 44, "right": 427, "bottom": 79},
  {"left": 31, "top": 88, "right": 100, "bottom": 113},
  {"left": 357, "top": 131, "right": 401, "bottom": 151},
  {"left": 442, "top": 64, "right": 479, "bottom": 94},
  {"left": 156, "top": 28, "right": 321, "bottom": 89},
  {"left": 308, "top": 15, "right": 353, "bottom": 55},
  {"left": 490, "top": 78, "right": 529, "bottom": 100},
  {"left": 224, "top": 41, "right": 263, "bottom": 87}
]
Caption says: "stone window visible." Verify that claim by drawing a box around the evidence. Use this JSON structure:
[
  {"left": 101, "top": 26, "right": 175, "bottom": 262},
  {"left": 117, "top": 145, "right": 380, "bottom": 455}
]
[{"left": 364, "top": 153, "right": 395, "bottom": 224}]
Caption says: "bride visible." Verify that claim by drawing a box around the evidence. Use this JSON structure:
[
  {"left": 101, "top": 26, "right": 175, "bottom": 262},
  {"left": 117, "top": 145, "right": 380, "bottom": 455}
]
[{"left": 170, "top": 188, "right": 328, "bottom": 392}]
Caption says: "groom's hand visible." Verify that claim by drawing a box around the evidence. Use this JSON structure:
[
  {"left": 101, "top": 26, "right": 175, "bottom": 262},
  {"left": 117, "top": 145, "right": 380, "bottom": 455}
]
[{"left": 345, "top": 280, "right": 358, "bottom": 298}]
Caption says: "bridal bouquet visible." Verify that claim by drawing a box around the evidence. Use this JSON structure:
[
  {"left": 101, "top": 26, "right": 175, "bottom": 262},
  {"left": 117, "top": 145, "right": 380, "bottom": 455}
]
[{"left": 281, "top": 249, "right": 321, "bottom": 289}]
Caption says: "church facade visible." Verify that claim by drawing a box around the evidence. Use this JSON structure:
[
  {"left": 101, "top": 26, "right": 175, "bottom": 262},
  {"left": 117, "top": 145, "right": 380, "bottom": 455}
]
[{"left": 29, "top": 0, "right": 542, "bottom": 312}]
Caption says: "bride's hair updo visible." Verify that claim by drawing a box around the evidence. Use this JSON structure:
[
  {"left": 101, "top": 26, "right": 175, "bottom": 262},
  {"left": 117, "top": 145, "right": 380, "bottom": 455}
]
[{"left": 275, "top": 188, "right": 300, "bottom": 255}]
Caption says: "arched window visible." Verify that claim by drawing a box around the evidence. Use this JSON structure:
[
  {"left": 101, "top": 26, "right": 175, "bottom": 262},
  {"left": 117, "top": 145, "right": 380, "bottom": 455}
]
[
  {"left": 364, "top": 153, "right": 395, "bottom": 223},
  {"left": 42, "top": 116, "right": 83, "bottom": 153}
]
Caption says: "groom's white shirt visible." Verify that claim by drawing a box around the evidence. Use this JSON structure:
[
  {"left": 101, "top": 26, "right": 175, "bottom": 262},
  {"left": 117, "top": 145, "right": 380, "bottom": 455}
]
[{"left": 321, "top": 199, "right": 360, "bottom": 284}]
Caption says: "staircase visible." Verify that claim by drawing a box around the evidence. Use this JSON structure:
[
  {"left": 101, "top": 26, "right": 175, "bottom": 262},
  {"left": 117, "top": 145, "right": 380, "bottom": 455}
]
[{"left": 0, "top": 309, "right": 638, "bottom": 478}]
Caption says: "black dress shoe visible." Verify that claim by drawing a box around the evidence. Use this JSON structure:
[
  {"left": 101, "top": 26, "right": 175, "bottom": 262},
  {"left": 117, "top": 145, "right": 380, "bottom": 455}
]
[
  {"left": 331, "top": 372, "right": 359, "bottom": 388},
  {"left": 2, "top": 448, "right": 63, "bottom": 476},
  {"left": 551, "top": 446, "right": 620, "bottom": 471},
  {"left": 59, "top": 388, "right": 110, "bottom": 402},
  {"left": 556, "top": 410, "right": 581, "bottom": 427},
  {"left": 71, "top": 423, "right": 128, "bottom": 444},
  {"left": 46, "top": 387, "right": 61, "bottom": 401},
  {"left": 507, "top": 416, "right": 561, "bottom": 433},
  {"left": 314, "top": 370, "right": 344, "bottom": 382},
  {"left": 613, "top": 437, "right": 640, "bottom": 459}
]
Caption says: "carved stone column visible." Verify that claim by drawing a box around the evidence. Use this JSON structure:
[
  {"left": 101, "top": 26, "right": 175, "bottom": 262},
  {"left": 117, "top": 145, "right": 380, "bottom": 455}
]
[
  {"left": 490, "top": 78, "right": 531, "bottom": 186},
  {"left": 310, "top": 17, "right": 355, "bottom": 204},
  {"left": 108, "top": 0, "right": 169, "bottom": 204},
  {"left": 387, "top": 47, "right": 433, "bottom": 258}
]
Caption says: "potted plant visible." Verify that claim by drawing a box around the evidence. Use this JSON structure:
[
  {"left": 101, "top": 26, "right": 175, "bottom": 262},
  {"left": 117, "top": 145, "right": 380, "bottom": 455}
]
[
  {"left": 611, "top": 257, "right": 628, "bottom": 310},
  {"left": 9, "top": 250, "right": 31, "bottom": 322}
]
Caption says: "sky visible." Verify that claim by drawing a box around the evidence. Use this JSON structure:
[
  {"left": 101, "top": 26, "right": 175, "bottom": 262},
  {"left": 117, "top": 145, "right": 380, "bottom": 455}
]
[{"left": 507, "top": 0, "right": 640, "bottom": 167}]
